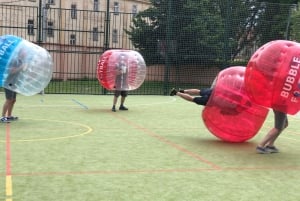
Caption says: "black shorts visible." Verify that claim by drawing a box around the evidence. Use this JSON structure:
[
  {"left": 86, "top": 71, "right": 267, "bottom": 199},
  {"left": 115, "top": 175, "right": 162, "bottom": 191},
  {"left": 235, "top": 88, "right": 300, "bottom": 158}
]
[
  {"left": 193, "top": 88, "right": 213, "bottom": 106},
  {"left": 114, "top": 90, "right": 128, "bottom": 97},
  {"left": 273, "top": 110, "right": 288, "bottom": 130},
  {"left": 199, "top": 88, "right": 213, "bottom": 96},
  {"left": 193, "top": 96, "right": 210, "bottom": 106},
  {"left": 5, "top": 88, "right": 17, "bottom": 100}
]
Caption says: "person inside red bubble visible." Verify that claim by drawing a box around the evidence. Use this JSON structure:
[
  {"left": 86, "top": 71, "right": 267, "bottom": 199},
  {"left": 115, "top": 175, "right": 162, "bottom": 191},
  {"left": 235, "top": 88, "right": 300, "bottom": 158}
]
[
  {"left": 256, "top": 110, "right": 288, "bottom": 154},
  {"left": 112, "top": 54, "right": 129, "bottom": 112},
  {"left": 169, "top": 88, "right": 213, "bottom": 106}
]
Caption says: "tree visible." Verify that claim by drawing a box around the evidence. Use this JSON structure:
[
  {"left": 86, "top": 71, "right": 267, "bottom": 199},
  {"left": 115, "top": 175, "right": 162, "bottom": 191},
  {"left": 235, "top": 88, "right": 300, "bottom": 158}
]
[
  {"left": 255, "top": 0, "right": 297, "bottom": 44},
  {"left": 126, "top": 0, "right": 298, "bottom": 65},
  {"left": 289, "top": 1, "right": 300, "bottom": 41},
  {"left": 126, "top": 0, "right": 227, "bottom": 65}
]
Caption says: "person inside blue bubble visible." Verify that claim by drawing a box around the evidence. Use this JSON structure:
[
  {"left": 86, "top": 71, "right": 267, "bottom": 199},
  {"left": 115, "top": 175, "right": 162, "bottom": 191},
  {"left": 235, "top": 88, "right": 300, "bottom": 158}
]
[
  {"left": 5, "top": 48, "right": 28, "bottom": 89},
  {"left": 1, "top": 88, "right": 19, "bottom": 123},
  {"left": 0, "top": 49, "right": 27, "bottom": 123}
]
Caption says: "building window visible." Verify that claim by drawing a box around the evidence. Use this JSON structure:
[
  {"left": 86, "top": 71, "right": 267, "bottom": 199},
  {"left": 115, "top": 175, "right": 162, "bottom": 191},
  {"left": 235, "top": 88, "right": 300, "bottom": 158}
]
[
  {"left": 112, "top": 29, "right": 118, "bottom": 43},
  {"left": 71, "top": 4, "right": 77, "bottom": 19},
  {"left": 47, "top": 21, "right": 54, "bottom": 37},
  {"left": 132, "top": 5, "right": 137, "bottom": 16},
  {"left": 113, "top": 2, "right": 119, "bottom": 15},
  {"left": 92, "top": 27, "right": 98, "bottom": 41},
  {"left": 48, "top": 0, "right": 55, "bottom": 4},
  {"left": 70, "top": 34, "right": 76, "bottom": 45},
  {"left": 27, "top": 19, "right": 34, "bottom": 35},
  {"left": 94, "top": 0, "right": 99, "bottom": 11}
]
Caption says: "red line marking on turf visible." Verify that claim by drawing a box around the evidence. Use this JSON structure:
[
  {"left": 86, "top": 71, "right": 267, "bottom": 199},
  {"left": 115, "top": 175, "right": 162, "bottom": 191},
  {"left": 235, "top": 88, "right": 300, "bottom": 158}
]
[
  {"left": 2, "top": 165, "right": 300, "bottom": 178},
  {"left": 110, "top": 113, "right": 221, "bottom": 170}
]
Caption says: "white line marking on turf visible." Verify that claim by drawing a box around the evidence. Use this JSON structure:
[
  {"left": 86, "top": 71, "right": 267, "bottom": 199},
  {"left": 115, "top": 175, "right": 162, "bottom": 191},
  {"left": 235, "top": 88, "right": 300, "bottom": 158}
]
[{"left": 20, "top": 97, "right": 177, "bottom": 108}]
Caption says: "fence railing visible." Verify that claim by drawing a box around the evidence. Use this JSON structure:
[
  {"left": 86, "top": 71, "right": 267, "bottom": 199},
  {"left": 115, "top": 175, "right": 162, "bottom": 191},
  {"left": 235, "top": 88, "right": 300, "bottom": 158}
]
[{"left": 0, "top": 2, "right": 296, "bottom": 95}]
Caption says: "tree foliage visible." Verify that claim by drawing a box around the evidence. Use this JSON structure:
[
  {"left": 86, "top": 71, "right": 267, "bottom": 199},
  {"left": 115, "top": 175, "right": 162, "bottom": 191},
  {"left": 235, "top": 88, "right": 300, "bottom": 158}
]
[
  {"left": 290, "top": 2, "right": 300, "bottom": 41},
  {"left": 126, "top": 0, "right": 298, "bottom": 65}
]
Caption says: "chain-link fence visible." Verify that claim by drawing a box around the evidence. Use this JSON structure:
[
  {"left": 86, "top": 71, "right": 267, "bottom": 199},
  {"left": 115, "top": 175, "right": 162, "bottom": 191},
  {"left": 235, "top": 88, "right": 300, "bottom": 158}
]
[{"left": 0, "top": 1, "right": 297, "bottom": 95}]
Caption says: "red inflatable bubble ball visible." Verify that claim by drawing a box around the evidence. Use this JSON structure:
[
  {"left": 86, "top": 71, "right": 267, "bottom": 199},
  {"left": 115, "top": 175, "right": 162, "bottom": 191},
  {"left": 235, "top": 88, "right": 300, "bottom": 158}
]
[
  {"left": 245, "top": 40, "right": 300, "bottom": 115},
  {"left": 97, "top": 49, "right": 147, "bottom": 91},
  {"left": 202, "top": 66, "right": 269, "bottom": 142}
]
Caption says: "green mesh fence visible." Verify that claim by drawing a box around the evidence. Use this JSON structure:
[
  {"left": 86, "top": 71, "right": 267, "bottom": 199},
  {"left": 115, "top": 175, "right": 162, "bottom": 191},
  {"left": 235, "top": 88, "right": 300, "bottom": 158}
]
[{"left": 0, "top": 1, "right": 298, "bottom": 95}]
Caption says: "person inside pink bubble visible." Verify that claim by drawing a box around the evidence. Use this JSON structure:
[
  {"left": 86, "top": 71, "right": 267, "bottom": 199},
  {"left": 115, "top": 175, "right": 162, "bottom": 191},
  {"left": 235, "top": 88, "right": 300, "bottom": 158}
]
[{"left": 112, "top": 54, "right": 129, "bottom": 112}]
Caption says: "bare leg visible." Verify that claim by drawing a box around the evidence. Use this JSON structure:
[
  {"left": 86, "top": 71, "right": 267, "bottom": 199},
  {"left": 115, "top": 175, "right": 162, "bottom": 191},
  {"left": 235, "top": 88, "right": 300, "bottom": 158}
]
[
  {"left": 176, "top": 92, "right": 195, "bottom": 102},
  {"left": 182, "top": 89, "right": 200, "bottom": 96},
  {"left": 2, "top": 101, "right": 9, "bottom": 117},
  {"left": 6, "top": 99, "right": 16, "bottom": 117},
  {"left": 256, "top": 110, "right": 287, "bottom": 153},
  {"left": 258, "top": 128, "right": 281, "bottom": 148},
  {"left": 112, "top": 96, "right": 118, "bottom": 111},
  {"left": 2, "top": 99, "right": 15, "bottom": 117},
  {"left": 113, "top": 96, "right": 118, "bottom": 107},
  {"left": 120, "top": 96, "right": 126, "bottom": 106},
  {"left": 119, "top": 96, "right": 128, "bottom": 110}
]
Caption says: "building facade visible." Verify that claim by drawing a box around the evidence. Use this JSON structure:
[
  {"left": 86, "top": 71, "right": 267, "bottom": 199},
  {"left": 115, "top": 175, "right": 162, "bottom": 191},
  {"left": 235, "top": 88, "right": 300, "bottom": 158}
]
[
  {"left": 0, "top": 0, "right": 150, "bottom": 48},
  {"left": 0, "top": 0, "right": 151, "bottom": 81}
]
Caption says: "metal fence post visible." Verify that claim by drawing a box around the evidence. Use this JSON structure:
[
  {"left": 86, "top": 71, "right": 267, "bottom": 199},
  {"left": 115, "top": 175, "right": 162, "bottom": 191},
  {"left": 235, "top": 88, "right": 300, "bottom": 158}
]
[
  {"left": 223, "top": 0, "right": 232, "bottom": 69},
  {"left": 102, "top": 0, "right": 111, "bottom": 95},
  {"left": 164, "top": 0, "right": 173, "bottom": 95},
  {"left": 104, "top": 0, "right": 110, "bottom": 51},
  {"left": 37, "top": 0, "right": 43, "bottom": 44}
]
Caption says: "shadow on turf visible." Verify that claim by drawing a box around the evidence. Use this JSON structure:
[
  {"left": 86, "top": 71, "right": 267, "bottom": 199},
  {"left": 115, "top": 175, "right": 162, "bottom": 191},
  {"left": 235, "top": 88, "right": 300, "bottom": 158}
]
[{"left": 183, "top": 136, "right": 258, "bottom": 151}]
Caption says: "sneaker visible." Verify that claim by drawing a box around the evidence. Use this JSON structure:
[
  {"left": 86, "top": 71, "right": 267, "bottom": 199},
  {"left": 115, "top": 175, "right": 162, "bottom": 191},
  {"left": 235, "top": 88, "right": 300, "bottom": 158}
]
[
  {"left": 7, "top": 116, "right": 18, "bottom": 121},
  {"left": 0, "top": 117, "right": 10, "bottom": 123},
  {"left": 265, "top": 146, "right": 279, "bottom": 153},
  {"left": 170, "top": 88, "right": 177, "bottom": 96},
  {"left": 119, "top": 106, "right": 128, "bottom": 111},
  {"left": 256, "top": 146, "right": 269, "bottom": 154},
  {"left": 112, "top": 106, "right": 116, "bottom": 112},
  {"left": 179, "top": 88, "right": 184, "bottom": 93}
]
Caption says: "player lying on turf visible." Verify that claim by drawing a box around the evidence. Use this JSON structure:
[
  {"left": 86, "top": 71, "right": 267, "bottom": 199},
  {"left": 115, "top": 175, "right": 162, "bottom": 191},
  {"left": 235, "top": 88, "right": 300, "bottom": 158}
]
[{"left": 169, "top": 88, "right": 213, "bottom": 106}]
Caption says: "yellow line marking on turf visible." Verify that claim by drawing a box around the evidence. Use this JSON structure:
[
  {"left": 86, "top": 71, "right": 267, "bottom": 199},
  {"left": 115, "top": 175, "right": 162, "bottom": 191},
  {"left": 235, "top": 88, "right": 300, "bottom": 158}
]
[
  {"left": 0, "top": 119, "right": 93, "bottom": 143},
  {"left": 6, "top": 175, "right": 12, "bottom": 200}
]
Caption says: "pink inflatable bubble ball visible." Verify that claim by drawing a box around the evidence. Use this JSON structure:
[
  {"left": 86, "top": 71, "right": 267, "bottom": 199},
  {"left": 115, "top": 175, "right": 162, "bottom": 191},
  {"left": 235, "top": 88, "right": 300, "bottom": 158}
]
[
  {"left": 202, "top": 66, "right": 269, "bottom": 142},
  {"left": 97, "top": 49, "right": 147, "bottom": 91},
  {"left": 245, "top": 40, "right": 300, "bottom": 115}
]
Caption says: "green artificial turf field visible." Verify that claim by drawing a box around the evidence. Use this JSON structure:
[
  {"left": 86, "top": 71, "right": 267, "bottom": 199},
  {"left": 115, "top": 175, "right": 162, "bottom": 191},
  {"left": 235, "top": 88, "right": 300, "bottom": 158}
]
[{"left": 1, "top": 94, "right": 300, "bottom": 201}]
